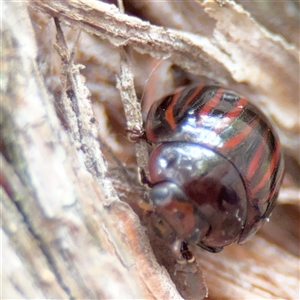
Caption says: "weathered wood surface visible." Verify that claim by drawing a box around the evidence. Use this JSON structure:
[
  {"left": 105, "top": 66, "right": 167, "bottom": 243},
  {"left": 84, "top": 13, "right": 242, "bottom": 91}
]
[{"left": 2, "top": 1, "right": 299, "bottom": 299}]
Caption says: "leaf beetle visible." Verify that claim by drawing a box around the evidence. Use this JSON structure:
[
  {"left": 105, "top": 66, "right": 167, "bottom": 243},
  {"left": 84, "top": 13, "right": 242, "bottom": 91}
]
[{"left": 143, "top": 85, "right": 284, "bottom": 262}]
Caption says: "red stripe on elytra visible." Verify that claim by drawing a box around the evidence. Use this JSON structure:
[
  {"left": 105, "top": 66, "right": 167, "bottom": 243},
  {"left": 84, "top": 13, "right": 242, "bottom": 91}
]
[
  {"left": 268, "top": 176, "right": 281, "bottom": 200},
  {"left": 165, "top": 90, "right": 182, "bottom": 130},
  {"left": 259, "top": 183, "right": 278, "bottom": 204},
  {"left": 223, "top": 117, "right": 260, "bottom": 150},
  {"left": 215, "top": 96, "right": 248, "bottom": 133},
  {"left": 252, "top": 142, "right": 281, "bottom": 195},
  {"left": 199, "top": 87, "right": 224, "bottom": 116},
  {"left": 182, "top": 86, "right": 205, "bottom": 111},
  {"left": 225, "top": 97, "right": 248, "bottom": 118},
  {"left": 246, "top": 129, "right": 268, "bottom": 179}
]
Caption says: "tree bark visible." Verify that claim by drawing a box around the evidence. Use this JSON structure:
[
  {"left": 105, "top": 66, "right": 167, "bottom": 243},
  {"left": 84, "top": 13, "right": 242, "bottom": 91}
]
[{"left": 2, "top": 1, "right": 299, "bottom": 299}]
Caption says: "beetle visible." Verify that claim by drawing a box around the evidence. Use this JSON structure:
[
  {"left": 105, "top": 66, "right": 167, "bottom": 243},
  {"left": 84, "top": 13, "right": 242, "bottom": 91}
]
[{"left": 144, "top": 85, "right": 284, "bottom": 262}]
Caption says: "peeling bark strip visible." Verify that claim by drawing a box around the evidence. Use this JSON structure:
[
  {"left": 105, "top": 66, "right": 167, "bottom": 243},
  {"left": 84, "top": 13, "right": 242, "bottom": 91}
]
[
  {"left": 29, "top": 0, "right": 299, "bottom": 160},
  {"left": 117, "top": 45, "right": 150, "bottom": 177},
  {"left": 1, "top": 2, "right": 184, "bottom": 299},
  {"left": 28, "top": 0, "right": 232, "bottom": 81},
  {"left": 2, "top": 0, "right": 300, "bottom": 299}
]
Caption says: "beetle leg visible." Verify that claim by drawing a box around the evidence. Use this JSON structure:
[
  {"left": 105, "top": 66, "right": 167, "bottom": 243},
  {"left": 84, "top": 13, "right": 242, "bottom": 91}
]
[
  {"left": 139, "top": 168, "right": 154, "bottom": 188},
  {"left": 126, "top": 124, "right": 145, "bottom": 142},
  {"left": 172, "top": 240, "right": 195, "bottom": 264},
  {"left": 197, "top": 242, "right": 223, "bottom": 253}
]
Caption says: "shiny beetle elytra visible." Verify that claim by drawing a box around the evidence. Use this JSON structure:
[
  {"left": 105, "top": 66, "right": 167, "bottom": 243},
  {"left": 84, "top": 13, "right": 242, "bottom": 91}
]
[{"left": 144, "top": 85, "right": 284, "bottom": 261}]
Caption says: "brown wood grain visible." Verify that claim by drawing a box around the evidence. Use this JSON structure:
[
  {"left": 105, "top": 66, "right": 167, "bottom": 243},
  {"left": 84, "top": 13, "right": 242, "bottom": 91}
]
[{"left": 2, "top": 0, "right": 299, "bottom": 299}]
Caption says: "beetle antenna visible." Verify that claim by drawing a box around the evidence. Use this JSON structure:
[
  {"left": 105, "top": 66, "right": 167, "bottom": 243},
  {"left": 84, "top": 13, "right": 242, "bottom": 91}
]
[{"left": 140, "top": 59, "right": 165, "bottom": 107}]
